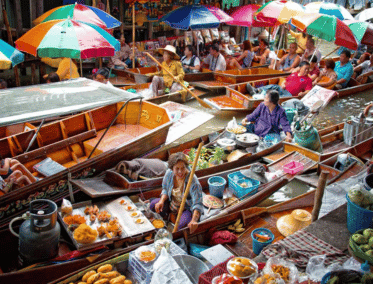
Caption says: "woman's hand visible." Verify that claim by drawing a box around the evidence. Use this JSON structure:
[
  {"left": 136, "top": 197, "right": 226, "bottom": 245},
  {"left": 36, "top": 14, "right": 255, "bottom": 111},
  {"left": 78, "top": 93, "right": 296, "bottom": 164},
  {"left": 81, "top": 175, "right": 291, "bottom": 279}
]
[
  {"left": 241, "top": 118, "right": 248, "bottom": 126},
  {"left": 188, "top": 220, "right": 198, "bottom": 234},
  {"left": 155, "top": 201, "right": 164, "bottom": 213}
]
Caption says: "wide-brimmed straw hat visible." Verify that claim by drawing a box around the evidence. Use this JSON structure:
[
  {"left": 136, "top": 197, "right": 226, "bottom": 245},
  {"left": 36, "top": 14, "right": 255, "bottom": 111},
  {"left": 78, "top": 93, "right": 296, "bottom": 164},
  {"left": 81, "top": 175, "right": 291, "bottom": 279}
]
[
  {"left": 276, "top": 209, "right": 312, "bottom": 237},
  {"left": 157, "top": 45, "right": 180, "bottom": 60}
]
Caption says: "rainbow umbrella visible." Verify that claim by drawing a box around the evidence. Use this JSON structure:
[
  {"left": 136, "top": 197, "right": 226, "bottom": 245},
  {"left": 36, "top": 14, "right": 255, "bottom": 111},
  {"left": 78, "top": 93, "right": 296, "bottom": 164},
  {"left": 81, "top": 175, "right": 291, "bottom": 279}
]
[
  {"left": 15, "top": 18, "right": 120, "bottom": 59},
  {"left": 160, "top": 5, "right": 232, "bottom": 30},
  {"left": 0, "top": 39, "right": 24, "bottom": 70},
  {"left": 305, "top": 2, "right": 353, "bottom": 21},
  {"left": 344, "top": 20, "right": 373, "bottom": 47},
  {"left": 33, "top": 3, "right": 121, "bottom": 29},
  {"left": 291, "top": 13, "right": 358, "bottom": 50},
  {"left": 226, "top": 4, "right": 277, "bottom": 27},
  {"left": 255, "top": 0, "right": 305, "bottom": 25}
]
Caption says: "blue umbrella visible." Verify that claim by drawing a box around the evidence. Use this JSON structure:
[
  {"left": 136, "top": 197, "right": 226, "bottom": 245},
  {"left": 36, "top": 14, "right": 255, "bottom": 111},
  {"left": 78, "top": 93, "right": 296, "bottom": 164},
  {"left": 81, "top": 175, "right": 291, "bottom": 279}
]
[
  {"left": 160, "top": 5, "right": 232, "bottom": 30},
  {"left": 0, "top": 39, "right": 24, "bottom": 69}
]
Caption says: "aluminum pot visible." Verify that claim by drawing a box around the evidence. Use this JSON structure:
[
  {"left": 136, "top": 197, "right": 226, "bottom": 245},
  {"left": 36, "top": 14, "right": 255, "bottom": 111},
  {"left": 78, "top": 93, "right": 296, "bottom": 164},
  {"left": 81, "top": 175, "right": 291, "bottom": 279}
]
[
  {"left": 173, "top": 255, "right": 209, "bottom": 284},
  {"left": 217, "top": 138, "right": 236, "bottom": 151},
  {"left": 235, "top": 133, "right": 260, "bottom": 148}
]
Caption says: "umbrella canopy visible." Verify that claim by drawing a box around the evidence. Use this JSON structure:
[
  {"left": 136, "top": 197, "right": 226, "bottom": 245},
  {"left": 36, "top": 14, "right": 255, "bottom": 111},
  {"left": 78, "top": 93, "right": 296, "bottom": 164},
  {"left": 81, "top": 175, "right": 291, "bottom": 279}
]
[
  {"left": 33, "top": 3, "right": 121, "bottom": 29},
  {"left": 255, "top": 0, "right": 305, "bottom": 25},
  {"left": 0, "top": 39, "right": 24, "bottom": 70},
  {"left": 291, "top": 13, "right": 358, "bottom": 50},
  {"left": 160, "top": 5, "right": 232, "bottom": 30},
  {"left": 226, "top": 4, "right": 277, "bottom": 27},
  {"left": 355, "top": 7, "right": 373, "bottom": 22},
  {"left": 15, "top": 18, "right": 120, "bottom": 59},
  {"left": 305, "top": 2, "right": 353, "bottom": 21},
  {"left": 344, "top": 20, "right": 373, "bottom": 47}
]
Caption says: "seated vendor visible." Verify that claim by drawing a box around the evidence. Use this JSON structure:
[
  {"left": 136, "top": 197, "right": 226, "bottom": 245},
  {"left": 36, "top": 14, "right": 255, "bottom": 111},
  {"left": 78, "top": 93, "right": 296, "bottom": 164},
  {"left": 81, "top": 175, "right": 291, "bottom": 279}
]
[
  {"left": 108, "top": 35, "right": 132, "bottom": 69},
  {"left": 46, "top": 72, "right": 60, "bottom": 83},
  {"left": 181, "top": 45, "right": 201, "bottom": 74},
  {"left": 313, "top": 59, "right": 337, "bottom": 88},
  {"left": 202, "top": 43, "right": 227, "bottom": 71},
  {"left": 353, "top": 55, "right": 373, "bottom": 83},
  {"left": 236, "top": 40, "right": 255, "bottom": 68},
  {"left": 92, "top": 68, "right": 115, "bottom": 87},
  {"left": 115, "top": 158, "right": 168, "bottom": 181},
  {"left": 148, "top": 45, "right": 185, "bottom": 97},
  {"left": 221, "top": 50, "right": 241, "bottom": 70},
  {"left": 253, "top": 38, "right": 270, "bottom": 65},
  {"left": 272, "top": 42, "right": 300, "bottom": 71},
  {"left": 150, "top": 152, "right": 203, "bottom": 233},
  {"left": 241, "top": 90, "right": 292, "bottom": 142},
  {"left": 43, "top": 58, "right": 79, "bottom": 81},
  {"left": 288, "top": 30, "right": 308, "bottom": 54},
  {"left": 246, "top": 61, "right": 312, "bottom": 98},
  {"left": 335, "top": 50, "right": 354, "bottom": 89},
  {"left": 301, "top": 37, "right": 322, "bottom": 63}
]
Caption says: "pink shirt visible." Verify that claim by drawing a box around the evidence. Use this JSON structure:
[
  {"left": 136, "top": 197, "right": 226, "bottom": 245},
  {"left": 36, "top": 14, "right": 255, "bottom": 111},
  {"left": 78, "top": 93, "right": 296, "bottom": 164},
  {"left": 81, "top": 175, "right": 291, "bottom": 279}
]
[
  {"left": 284, "top": 72, "right": 313, "bottom": 96},
  {"left": 309, "top": 65, "right": 320, "bottom": 77}
]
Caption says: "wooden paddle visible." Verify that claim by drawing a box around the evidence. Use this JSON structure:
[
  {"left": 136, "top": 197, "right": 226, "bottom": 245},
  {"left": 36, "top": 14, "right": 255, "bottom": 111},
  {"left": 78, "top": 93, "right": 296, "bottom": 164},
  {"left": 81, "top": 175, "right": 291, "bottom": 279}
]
[
  {"left": 145, "top": 52, "right": 212, "bottom": 109},
  {"left": 173, "top": 142, "right": 204, "bottom": 233}
]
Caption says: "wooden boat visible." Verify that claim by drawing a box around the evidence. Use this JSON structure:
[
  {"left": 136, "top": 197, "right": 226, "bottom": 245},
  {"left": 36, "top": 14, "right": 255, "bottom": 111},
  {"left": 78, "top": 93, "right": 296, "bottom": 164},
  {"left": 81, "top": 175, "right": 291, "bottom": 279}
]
[
  {"left": 0, "top": 100, "right": 172, "bottom": 229},
  {"left": 120, "top": 83, "right": 208, "bottom": 104},
  {"left": 204, "top": 77, "right": 373, "bottom": 111}
]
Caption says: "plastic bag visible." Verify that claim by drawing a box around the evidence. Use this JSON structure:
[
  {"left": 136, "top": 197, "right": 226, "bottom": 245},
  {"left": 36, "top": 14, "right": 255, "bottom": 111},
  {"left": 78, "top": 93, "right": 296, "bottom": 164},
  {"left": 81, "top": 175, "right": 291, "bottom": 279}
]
[
  {"left": 61, "top": 198, "right": 73, "bottom": 215},
  {"left": 202, "top": 29, "right": 212, "bottom": 44},
  {"left": 227, "top": 117, "right": 238, "bottom": 129},
  {"left": 185, "top": 31, "right": 193, "bottom": 45},
  {"left": 263, "top": 257, "right": 299, "bottom": 284},
  {"left": 210, "top": 28, "right": 219, "bottom": 41},
  {"left": 253, "top": 273, "right": 285, "bottom": 284},
  {"left": 193, "top": 31, "right": 203, "bottom": 45}
]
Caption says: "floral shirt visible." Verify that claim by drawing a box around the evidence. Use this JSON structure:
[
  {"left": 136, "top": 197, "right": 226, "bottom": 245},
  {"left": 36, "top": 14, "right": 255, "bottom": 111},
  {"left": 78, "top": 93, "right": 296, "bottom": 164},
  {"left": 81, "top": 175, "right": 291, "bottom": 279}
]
[{"left": 151, "top": 60, "right": 185, "bottom": 88}]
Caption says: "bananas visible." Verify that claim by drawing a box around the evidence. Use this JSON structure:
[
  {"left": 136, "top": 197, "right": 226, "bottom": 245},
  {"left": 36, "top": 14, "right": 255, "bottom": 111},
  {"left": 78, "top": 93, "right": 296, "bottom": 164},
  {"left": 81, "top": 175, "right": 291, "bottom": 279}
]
[{"left": 228, "top": 219, "right": 245, "bottom": 233}]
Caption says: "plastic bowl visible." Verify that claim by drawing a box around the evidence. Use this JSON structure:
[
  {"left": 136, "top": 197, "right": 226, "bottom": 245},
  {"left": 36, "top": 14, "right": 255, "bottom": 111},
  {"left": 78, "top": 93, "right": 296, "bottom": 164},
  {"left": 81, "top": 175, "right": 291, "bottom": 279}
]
[{"left": 227, "top": 257, "right": 258, "bottom": 280}]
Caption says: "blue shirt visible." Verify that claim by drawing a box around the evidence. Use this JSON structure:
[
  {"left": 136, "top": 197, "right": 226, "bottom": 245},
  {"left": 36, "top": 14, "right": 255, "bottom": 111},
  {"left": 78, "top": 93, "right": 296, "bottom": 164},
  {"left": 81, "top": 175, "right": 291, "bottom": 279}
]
[
  {"left": 161, "top": 169, "right": 203, "bottom": 214},
  {"left": 246, "top": 103, "right": 292, "bottom": 138},
  {"left": 335, "top": 61, "right": 353, "bottom": 88}
]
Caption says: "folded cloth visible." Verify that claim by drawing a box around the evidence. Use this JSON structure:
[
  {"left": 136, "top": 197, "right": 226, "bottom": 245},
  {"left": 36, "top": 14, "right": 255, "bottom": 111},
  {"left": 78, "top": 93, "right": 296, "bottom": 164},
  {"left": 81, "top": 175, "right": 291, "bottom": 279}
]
[{"left": 261, "top": 230, "right": 349, "bottom": 269}]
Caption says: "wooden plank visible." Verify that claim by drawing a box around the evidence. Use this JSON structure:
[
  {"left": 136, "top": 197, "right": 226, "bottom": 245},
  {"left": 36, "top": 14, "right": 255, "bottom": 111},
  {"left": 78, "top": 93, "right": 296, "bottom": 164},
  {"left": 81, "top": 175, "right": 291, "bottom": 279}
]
[
  {"left": 29, "top": 0, "right": 36, "bottom": 27},
  {"left": 13, "top": 0, "right": 22, "bottom": 38}
]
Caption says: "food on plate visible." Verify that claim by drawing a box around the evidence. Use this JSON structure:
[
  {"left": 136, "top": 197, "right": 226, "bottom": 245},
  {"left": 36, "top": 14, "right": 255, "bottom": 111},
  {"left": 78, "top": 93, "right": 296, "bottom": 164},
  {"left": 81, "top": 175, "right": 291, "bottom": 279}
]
[
  {"left": 97, "top": 264, "right": 113, "bottom": 273},
  {"left": 135, "top": 218, "right": 144, "bottom": 224},
  {"left": 253, "top": 274, "right": 278, "bottom": 284},
  {"left": 109, "top": 275, "right": 127, "bottom": 284},
  {"left": 139, "top": 250, "right": 156, "bottom": 262},
  {"left": 227, "top": 125, "right": 246, "bottom": 134},
  {"left": 84, "top": 205, "right": 100, "bottom": 216},
  {"left": 130, "top": 212, "right": 140, "bottom": 218},
  {"left": 120, "top": 199, "right": 127, "bottom": 205},
  {"left": 271, "top": 264, "right": 290, "bottom": 282},
  {"left": 63, "top": 214, "right": 86, "bottom": 225},
  {"left": 97, "top": 219, "right": 122, "bottom": 238},
  {"left": 87, "top": 272, "right": 101, "bottom": 284},
  {"left": 152, "top": 219, "right": 165, "bottom": 229},
  {"left": 125, "top": 205, "right": 135, "bottom": 211},
  {"left": 98, "top": 211, "right": 111, "bottom": 222},
  {"left": 228, "top": 257, "right": 257, "bottom": 278},
  {"left": 240, "top": 182, "right": 248, "bottom": 188},
  {"left": 213, "top": 273, "right": 242, "bottom": 284},
  {"left": 90, "top": 214, "right": 97, "bottom": 222},
  {"left": 83, "top": 270, "right": 97, "bottom": 282},
  {"left": 73, "top": 224, "right": 98, "bottom": 244}
]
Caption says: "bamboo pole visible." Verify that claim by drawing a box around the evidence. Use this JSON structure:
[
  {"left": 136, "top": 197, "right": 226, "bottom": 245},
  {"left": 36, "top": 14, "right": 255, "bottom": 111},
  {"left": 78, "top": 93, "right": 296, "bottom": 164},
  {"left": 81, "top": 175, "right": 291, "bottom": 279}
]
[
  {"left": 173, "top": 142, "right": 204, "bottom": 233},
  {"left": 119, "top": 0, "right": 124, "bottom": 36},
  {"left": 106, "top": 0, "right": 110, "bottom": 14},
  {"left": 311, "top": 171, "right": 329, "bottom": 222},
  {"left": 132, "top": 4, "right": 136, "bottom": 68}
]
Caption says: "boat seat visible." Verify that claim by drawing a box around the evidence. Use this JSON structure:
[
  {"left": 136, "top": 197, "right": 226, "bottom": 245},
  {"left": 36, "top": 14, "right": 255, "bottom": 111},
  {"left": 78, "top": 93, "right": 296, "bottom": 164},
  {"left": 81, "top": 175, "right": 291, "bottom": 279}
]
[{"left": 83, "top": 124, "right": 151, "bottom": 158}]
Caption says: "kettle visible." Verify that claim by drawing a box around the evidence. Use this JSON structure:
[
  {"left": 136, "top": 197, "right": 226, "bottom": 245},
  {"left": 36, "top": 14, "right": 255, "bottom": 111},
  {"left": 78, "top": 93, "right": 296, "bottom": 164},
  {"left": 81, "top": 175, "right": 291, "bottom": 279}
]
[{"left": 9, "top": 199, "right": 60, "bottom": 266}]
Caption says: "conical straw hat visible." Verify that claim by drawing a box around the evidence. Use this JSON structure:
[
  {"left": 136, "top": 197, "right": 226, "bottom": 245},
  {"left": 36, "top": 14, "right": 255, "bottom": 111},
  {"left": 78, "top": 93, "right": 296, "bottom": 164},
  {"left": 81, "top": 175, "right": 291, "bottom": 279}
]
[{"left": 277, "top": 209, "right": 312, "bottom": 237}]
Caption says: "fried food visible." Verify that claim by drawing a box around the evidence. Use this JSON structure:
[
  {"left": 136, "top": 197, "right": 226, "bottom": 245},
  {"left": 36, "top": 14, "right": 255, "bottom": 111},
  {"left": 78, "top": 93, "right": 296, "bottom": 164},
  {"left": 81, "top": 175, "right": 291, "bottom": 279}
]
[
  {"left": 271, "top": 264, "right": 290, "bottom": 282},
  {"left": 97, "top": 264, "right": 113, "bottom": 273},
  {"left": 100, "top": 271, "right": 120, "bottom": 279},
  {"left": 90, "top": 214, "right": 97, "bottom": 222},
  {"left": 135, "top": 218, "right": 144, "bottom": 224},
  {"left": 109, "top": 275, "right": 126, "bottom": 284},
  {"left": 139, "top": 250, "right": 156, "bottom": 262},
  {"left": 228, "top": 258, "right": 256, "bottom": 278},
  {"left": 124, "top": 281, "right": 132, "bottom": 284},
  {"left": 82, "top": 271, "right": 97, "bottom": 282},
  {"left": 120, "top": 200, "right": 127, "bottom": 205},
  {"left": 93, "top": 280, "right": 109, "bottom": 284},
  {"left": 87, "top": 273, "right": 101, "bottom": 284},
  {"left": 73, "top": 224, "right": 98, "bottom": 244},
  {"left": 152, "top": 219, "right": 165, "bottom": 229},
  {"left": 97, "top": 219, "right": 122, "bottom": 239},
  {"left": 63, "top": 215, "right": 86, "bottom": 225},
  {"left": 97, "top": 211, "right": 111, "bottom": 223}
]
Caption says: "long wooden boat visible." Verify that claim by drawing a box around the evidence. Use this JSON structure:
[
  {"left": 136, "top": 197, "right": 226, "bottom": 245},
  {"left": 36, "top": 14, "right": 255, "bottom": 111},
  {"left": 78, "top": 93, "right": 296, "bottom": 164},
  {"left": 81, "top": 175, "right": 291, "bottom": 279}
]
[
  {"left": 204, "top": 77, "right": 373, "bottom": 111},
  {"left": 0, "top": 100, "right": 172, "bottom": 230},
  {"left": 120, "top": 82, "right": 208, "bottom": 104}
]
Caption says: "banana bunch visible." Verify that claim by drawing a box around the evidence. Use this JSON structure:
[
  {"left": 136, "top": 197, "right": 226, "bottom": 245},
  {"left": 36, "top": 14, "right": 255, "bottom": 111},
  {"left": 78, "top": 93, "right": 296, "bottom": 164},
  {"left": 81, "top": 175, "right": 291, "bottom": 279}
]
[{"left": 228, "top": 219, "right": 245, "bottom": 233}]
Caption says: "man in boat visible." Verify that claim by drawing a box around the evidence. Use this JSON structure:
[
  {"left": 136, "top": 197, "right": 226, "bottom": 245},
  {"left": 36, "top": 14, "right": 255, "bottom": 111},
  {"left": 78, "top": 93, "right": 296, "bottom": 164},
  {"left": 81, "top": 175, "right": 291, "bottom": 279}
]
[
  {"left": 150, "top": 152, "right": 203, "bottom": 233},
  {"left": 353, "top": 54, "right": 373, "bottom": 83},
  {"left": 288, "top": 29, "right": 309, "bottom": 54},
  {"left": 108, "top": 35, "right": 132, "bottom": 69},
  {"left": 181, "top": 45, "right": 201, "bottom": 73},
  {"left": 334, "top": 50, "right": 354, "bottom": 89},
  {"left": 271, "top": 42, "right": 300, "bottom": 71},
  {"left": 246, "top": 61, "right": 312, "bottom": 98},
  {"left": 148, "top": 45, "right": 185, "bottom": 97},
  {"left": 45, "top": 73, "right": 60, "bottom": 83},
  {"left": 43, "top": 58, "right": 79, "bottom": 81},
  {"left": 241, "top": 90, "right": 293, "bottom": 143},
  {"left": 253, "top": 38, "right": 271, "bottom": 65},
  {"left": 202, "top": 43, "right": 227, "bottom": 71},
  {"left": 301, "top": 37, "right": 322, "bottom": 63}
]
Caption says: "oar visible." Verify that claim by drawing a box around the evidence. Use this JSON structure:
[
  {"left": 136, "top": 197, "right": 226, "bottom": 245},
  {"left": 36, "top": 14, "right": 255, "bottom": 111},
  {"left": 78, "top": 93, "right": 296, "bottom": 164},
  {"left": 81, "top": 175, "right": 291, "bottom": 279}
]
[
  {"left": 145, "top": 52, "right": 212, "bottom": 109},
  {"left": 173, "top": 142, "right": 204, "bottom": 233}
]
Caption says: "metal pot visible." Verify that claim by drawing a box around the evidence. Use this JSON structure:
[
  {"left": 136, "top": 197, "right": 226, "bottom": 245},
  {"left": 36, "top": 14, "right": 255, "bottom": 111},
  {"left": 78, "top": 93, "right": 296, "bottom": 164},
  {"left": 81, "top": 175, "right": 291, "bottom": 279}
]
[
  {"left": 173, "top": 255, "right": 209, "bottom": 284},
  {"left": 235, "top": 133, "right": 260, "bottom": 148},
  {"left": 217, "top": 138, "right": 236, "bottom": 151}
]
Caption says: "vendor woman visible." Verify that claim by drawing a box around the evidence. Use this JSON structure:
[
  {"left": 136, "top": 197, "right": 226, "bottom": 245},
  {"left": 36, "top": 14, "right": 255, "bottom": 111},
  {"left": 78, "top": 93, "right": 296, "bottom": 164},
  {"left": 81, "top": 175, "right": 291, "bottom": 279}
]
[
  {"left": 150, "top": 152, "right": 203, "bottom": 233},
  {"left": 241, "top": 90, "right": 293, "bottom": 142},
  {"left": 149, "top": 45, "right": 185, "bottom": 97}
]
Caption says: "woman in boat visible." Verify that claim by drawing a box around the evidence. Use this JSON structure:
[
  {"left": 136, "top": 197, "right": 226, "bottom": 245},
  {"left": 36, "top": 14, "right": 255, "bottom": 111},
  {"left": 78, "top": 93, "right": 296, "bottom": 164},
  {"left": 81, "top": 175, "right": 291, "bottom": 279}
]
[
  {"left": 294, "top": 55, "right": 320, "bottom": 81},
  {"left": 253, "top": 38, "right": 270, "bottom": 65},
  {"left": 272, "top": 42, "right": 300, "bottom": 72},
  {"left": 150, "top": 152, "right": 203, "bottom": 233},
  {"left": 148, "top": 45, "right": 185, "bottom": 97},
  {"left": 353, "top": 55, "right": 373, "bottom": 83},
  {"left": 219, "top": 38, "right": 232, "bottom": 56},
  {"left": 220, "top": 50, "right": 241, "bottom": 70},
  {"left": 92, "top": 68, "right": 115, "bottom": 87},
  {"left": 46, "top": 72, "right": 60, "bottom": 83},
  {"left": 236, "top": 40, "right": 255, "bottom": 69},
  {"left": 313, "top": 59, "right": 337, "bottom": 89},
  {"left": 241, "top": 90, "right": 293, "bottom": 143},
  {"left": 181, "top": 45, "right": 201, "bottom": 74},
  {"left": 44, "top": 58, "right": 79, "bottom": 81},
  {"left": 108, "top": 35, "right": 132, "bottom": 69}
]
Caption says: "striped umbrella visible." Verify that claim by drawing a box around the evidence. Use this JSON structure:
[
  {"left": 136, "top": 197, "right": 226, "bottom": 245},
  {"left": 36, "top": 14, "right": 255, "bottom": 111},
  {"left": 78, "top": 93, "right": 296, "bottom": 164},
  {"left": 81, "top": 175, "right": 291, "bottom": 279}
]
[
  {"left": 344, "top": 20, "right": 373, "bottom": 47},
  {"left": 305, "top": 2, "right": 353, "bottom": 21},
  {"left": 291, "top": 13, "right": 358, "bottom": 50},
  {"left": 15, "top": 18, "right": 120, "bottom": 59},
  {"left": 33, "top": 3, "right": 121, "bottom": 29},
  {"left": 255, "top": 0, "right": 305, "bottom": 24},
  {"left": 0, "top": 39, "right": 24, "bottom": 70}
]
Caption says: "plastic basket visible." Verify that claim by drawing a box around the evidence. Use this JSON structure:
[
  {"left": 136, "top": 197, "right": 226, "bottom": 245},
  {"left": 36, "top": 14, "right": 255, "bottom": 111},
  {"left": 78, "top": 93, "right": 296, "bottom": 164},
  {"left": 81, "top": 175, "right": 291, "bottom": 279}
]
[
  {"left": 251, "top": 228, "right": 274, "bottom": 255},
  {"left": 227, "top": 171, "right": 260, "bottom": 199},
  {"left": 346, "top": 194, "right": 373, "bottom": 234},
  {"left": 128, "top": 241, "right": 187, "bottom": 284},
  {"left": 198, "top": 256, "right": 234, "bottom": 284},
  {"left": 283, "top": 161, "right": 304, "bottom": 175},
  {"left": 208, "top": 176, "right": 226, "bottom": 199},
  {"left": 189, "top": 243, "right": 210, "bottom": 259}
]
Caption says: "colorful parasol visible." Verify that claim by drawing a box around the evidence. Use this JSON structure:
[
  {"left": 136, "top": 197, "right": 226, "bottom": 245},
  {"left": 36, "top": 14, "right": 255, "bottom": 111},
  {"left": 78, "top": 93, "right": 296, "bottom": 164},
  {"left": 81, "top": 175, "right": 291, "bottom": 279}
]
[
  {"left": 226, "top": 4, "right": 277, "bottom": 27},
  {"left": 0, "top": 39, "right": 24, "bottom": 70},
  {"left": 33, "top": 3, "right": 121, "bottom": 29},
  {"left": 343, "top": 20, "right": 373, "bottom": 47},
  {"left": 291, "top": 13, "right": 358, "bottom": 50},
  {"left": 255, "top": 0, "right": 305, "bottom": 25},
  {"left": 355, "top": 7, "right": 373, "bottom": 22},
  {"left": 160, "top": 5, "right": 232, "bottom": 30},
  {"left": 305, "top": 2, "right": 353, "bottom": 21},
  {"left": 15, "top": 18, "right": 120, "bottom": 59}
]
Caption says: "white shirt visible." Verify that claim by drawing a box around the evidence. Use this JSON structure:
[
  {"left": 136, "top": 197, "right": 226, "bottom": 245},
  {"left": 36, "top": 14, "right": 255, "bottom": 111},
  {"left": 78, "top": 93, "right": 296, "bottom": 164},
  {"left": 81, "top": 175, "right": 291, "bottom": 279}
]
[
  {"left": 359, "top": 60, "right": 373, "bottom": 74},
  {"left": 181, "top": 56, "right": 201, "bottom": 73},
  {"left": 301, "top": 48, "right": 322, "bottom": 63},
  {"left": 203, "top": 53, "right": 226, "bottom": 71}
]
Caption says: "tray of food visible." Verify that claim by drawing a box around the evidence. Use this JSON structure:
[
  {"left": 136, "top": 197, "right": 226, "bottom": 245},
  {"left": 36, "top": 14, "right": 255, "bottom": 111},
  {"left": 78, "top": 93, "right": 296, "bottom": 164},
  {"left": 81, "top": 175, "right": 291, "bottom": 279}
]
[{"left": 59, "top": 196, "right": 156, "bottom": 251}]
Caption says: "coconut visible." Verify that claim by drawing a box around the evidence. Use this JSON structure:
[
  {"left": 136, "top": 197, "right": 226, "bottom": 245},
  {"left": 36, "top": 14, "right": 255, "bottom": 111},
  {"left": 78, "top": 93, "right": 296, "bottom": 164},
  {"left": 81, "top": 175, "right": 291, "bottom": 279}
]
[
  {"left": 348, "top": 189, "right": 364, "bottom": 206},
  {"left": 352, "top": 233, "right": 368, "bottom": 244}
]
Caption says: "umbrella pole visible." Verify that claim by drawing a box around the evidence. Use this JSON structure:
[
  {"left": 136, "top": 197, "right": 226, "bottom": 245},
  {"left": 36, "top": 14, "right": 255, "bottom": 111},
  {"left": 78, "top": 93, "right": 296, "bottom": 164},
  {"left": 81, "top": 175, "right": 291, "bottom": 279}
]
[
  {"left": 273, "top": 26, "right": 284, "bottom": 70},
  {"left": 132, "top": 4, "right": 136, "bottom": 69},
  {"left": 80, "top": 57, "right": 83, "bottom": 77},
  {"left": 70, "top": 58, "right": 72, "bottom": 79}
]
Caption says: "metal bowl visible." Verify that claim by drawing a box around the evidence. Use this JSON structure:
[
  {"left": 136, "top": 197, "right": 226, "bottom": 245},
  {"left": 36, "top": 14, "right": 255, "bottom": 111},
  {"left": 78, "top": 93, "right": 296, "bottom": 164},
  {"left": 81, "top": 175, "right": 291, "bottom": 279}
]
[
  {"left": 173, "top": 255, "right": 209, "bottom": 284},
  {"left": 235, "top": 133, "right": 260, "bottom": 148},
  {"left": 217, "top": 138, "right": 236, "bottom": 151}
]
